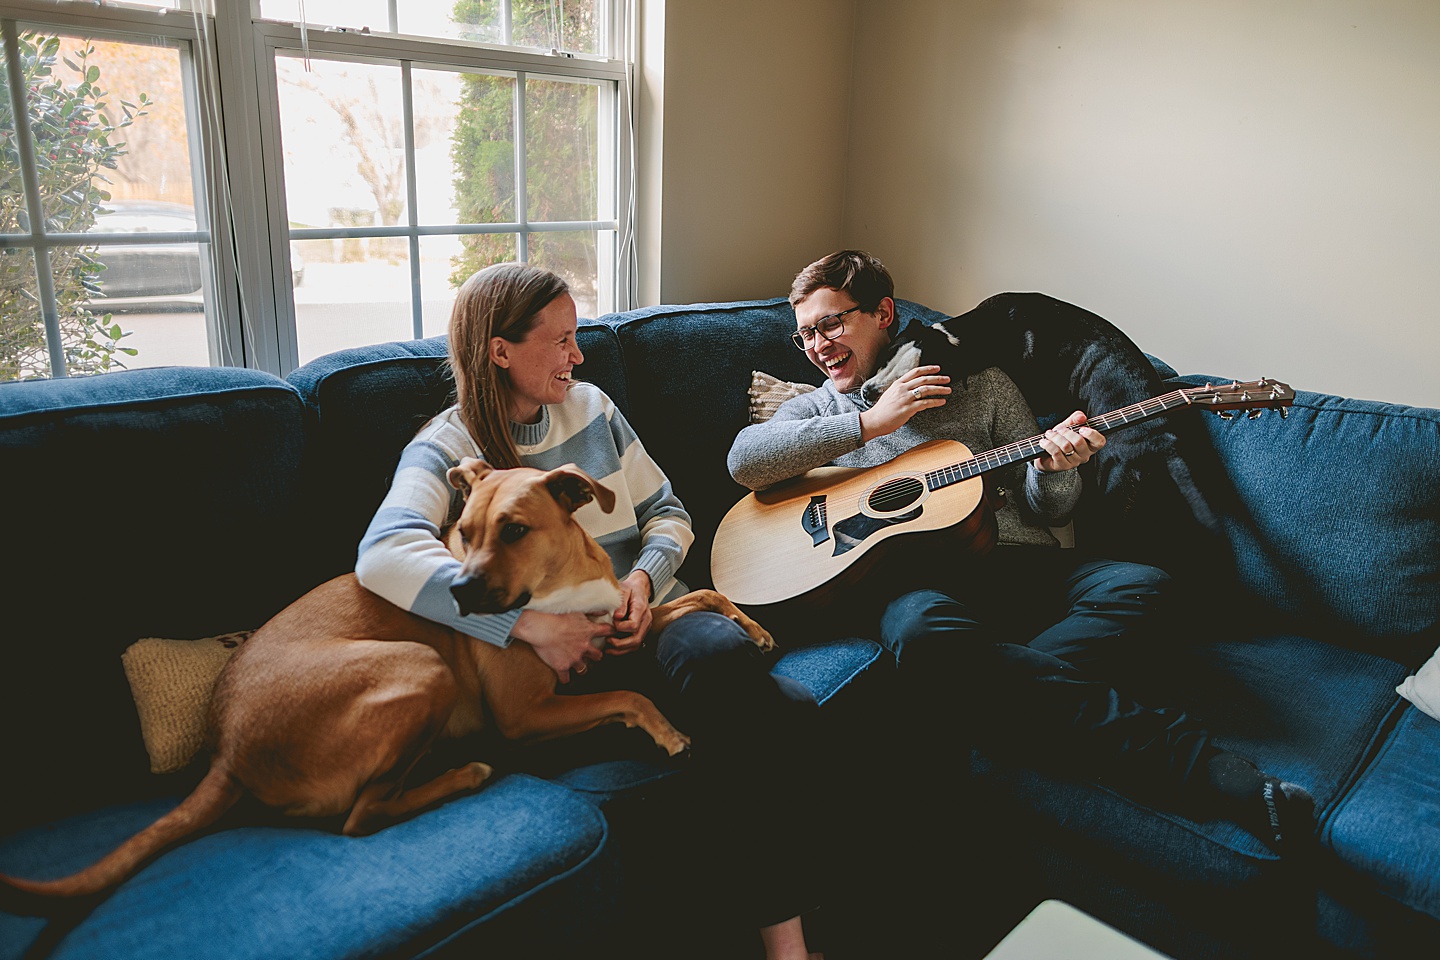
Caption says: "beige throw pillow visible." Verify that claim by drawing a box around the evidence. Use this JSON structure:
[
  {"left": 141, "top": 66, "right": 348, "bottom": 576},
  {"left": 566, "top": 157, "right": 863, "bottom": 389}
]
[
  {"left": 748, "top": 370, "right": 817, "bottom": 424},
  {"left": 121, "top": 631, "right": 253, "bottom": 774}
]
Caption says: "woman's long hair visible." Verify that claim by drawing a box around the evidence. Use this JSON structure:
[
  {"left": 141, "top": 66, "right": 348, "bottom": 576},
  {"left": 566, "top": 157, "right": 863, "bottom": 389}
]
[{"left": 448, "top": 262, "right": 570, "bottom": 469}]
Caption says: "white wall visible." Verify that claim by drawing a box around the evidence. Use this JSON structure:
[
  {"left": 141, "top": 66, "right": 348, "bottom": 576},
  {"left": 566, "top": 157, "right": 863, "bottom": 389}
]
[
  {"left": 842, "top": 0, "right": 1440, "bottom": 407},
  {"left": 637, "top": 0, "right": 855, "bottom": 305}
]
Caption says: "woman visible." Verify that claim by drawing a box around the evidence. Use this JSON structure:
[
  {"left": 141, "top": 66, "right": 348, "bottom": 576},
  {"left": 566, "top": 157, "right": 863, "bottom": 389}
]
[{"left": 356, "top": 262, "right": 823, "bottom": 960}]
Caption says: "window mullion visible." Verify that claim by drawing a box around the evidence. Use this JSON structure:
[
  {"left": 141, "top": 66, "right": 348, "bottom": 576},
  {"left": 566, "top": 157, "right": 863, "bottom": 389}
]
[
  {"left": 514, "top": 69, "right": 528, "bottom": 261},
  {"left": 3, "top": 22, "right": 66, "bottom": 378},
  {"left": 401, "top": 58, "right": 422, "bottom": 340},
  {"left": 216, "top": 4, "right": 289, "bottom": 373}
]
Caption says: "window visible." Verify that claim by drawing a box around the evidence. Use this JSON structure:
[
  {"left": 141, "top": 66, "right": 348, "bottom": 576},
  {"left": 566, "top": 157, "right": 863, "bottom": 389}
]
[
  {"left": 0, "top": 0, "right": 630, "bottom": 380},
  {"left": 1, "top": 17, "right": 217, "bottom": 380}
]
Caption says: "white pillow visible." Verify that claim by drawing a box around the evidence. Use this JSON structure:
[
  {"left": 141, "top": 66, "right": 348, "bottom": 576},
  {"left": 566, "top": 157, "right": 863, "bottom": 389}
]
[
  {"left": 748, "top": 370, "right": 816, "bottom": 424},
  {"left": 1397, "top": 647, "right": 1440, "bottom": 723}
]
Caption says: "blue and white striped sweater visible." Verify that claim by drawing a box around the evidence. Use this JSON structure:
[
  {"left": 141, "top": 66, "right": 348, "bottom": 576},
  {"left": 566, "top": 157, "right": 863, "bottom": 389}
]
[{"left": 355, "top": 382, "right": 694, "bottom": 647}]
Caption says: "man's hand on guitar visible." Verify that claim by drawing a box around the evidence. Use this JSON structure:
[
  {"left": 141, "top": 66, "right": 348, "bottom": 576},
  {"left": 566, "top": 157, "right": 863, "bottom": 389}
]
[
  {"left": 1034, "top": 411, "right": 1105, "bottom": 473},
  {"left": 860, "top": 364, "right": 952, "bottom": 442}
]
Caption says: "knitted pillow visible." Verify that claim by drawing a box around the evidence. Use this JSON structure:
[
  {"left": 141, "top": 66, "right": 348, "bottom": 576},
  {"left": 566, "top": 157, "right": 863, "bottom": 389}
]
[
  {"left": 748, "top": 370, "right": 816, "bottom": 424},
  {"left": 121, "top": 631, "right": 252, "bottom": 773},
  {"left": 1397, "top": 647, "right": 1440, "bottom": 724}
]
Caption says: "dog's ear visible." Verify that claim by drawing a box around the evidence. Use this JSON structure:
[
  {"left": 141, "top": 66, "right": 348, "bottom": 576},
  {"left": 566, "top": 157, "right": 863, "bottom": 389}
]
[
  {"left": 543, "top": 464, "right": 617, "bottom": 515},
  {"left": 447, "top": 458, "right": 495, "bottom": 494}
]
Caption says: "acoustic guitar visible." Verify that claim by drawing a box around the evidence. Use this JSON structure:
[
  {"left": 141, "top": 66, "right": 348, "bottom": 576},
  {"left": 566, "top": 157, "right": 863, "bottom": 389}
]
[{"left": 711, "top": 378, "right": 1294, "bottom": 607}]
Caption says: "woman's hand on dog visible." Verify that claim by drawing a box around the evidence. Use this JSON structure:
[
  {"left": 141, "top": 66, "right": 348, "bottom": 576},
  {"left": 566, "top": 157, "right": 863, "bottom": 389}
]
[
  {"left": 608, "top": 570, "right": 653, "bottom": 656},
  {"left": 1033, "top": 411, "right": 1105, "bottom": 473},
  {"left": 860, "top": 364, "right": 951, "bottom": 441},
  {"left": 513, "top": 610, "right": 609, "bottom": 683}
]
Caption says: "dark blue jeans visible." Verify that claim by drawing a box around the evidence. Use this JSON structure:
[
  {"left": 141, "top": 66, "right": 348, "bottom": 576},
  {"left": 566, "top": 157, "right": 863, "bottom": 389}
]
[
  {"left": 568, "top": 610, "right": 822, "bottom": 928},
  {"left": 880, "top": 548, "right": 1214, "bottom": 800}
]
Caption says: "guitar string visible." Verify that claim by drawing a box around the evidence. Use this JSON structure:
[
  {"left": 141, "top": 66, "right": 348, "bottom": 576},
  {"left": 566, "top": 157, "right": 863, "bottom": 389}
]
[{"left": 844, "top": 383, "right": 1290, "bottom": 514}]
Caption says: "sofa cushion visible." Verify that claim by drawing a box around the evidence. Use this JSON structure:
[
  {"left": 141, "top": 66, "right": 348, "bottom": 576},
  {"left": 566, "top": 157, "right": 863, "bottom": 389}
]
[
  {"left": 285, "top": 323, "right": 626, "bottom": 581},
  {"left": 0, "top": 774, "right": 609, "bottom": 960},
  {"left": 1325, "top": 706, "right": 1440, "bottom": 921},
  {"left": 0, "top": 367, "right": 312, "bottom": 830},
  {"left": 1181, "top": 381, "right": 1440, "bottom": 647},
  {"left": 972, "top": 630, "right": 1418, "bottom": 957}
]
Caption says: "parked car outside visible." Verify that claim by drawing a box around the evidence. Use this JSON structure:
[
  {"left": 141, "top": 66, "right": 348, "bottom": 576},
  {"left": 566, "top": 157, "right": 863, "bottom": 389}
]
[{"left": 87, "top": 201, "right": 303, "bottom": 311}]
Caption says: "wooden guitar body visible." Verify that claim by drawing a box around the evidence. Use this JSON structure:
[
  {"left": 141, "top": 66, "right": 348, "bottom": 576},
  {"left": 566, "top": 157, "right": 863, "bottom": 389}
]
[{"left": 711, "top": 440, "right": 998, "bottom": 608}]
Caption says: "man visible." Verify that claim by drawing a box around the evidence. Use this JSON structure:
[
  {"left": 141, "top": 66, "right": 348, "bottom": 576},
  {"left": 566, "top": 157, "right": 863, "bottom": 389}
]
[{"left": 726, "top": 249, "right": 1312, "bottom": 851}]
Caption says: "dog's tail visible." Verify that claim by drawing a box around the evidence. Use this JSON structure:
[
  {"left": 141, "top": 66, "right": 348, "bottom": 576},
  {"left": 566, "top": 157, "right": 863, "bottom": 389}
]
[{"left": 0, "top": 763, "right": 242, "bottom": 913}]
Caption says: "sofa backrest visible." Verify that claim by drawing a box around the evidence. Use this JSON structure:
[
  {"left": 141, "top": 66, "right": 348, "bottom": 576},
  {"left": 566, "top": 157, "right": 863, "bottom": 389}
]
[
  {"left": 0, "top": 367, "right": 315, "bottom": 829},
  {"left": 1178, "top": 378, "right": 1440, "bottom": 652},
  {"left": 595, "top": 299, "right": 823, "bottom": 587},
  {"left": 285, "top": 321, "right": 627, "bottom": 583}
]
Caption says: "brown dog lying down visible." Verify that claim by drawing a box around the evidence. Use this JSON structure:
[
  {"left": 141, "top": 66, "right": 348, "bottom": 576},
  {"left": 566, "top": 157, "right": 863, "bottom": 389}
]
[{"left": 1, "top": 459, "right": 773, "bottom": 908}]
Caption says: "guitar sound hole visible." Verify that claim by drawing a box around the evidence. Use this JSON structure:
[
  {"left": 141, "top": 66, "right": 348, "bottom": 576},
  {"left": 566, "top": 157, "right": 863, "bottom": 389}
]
[{"left": 869, "top": 477, "right": 925, "bottom": 513}]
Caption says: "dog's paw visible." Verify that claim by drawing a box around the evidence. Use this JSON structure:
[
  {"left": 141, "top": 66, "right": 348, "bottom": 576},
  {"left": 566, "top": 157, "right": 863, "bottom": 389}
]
[
  {"left": 729, "top": 614, "right": 776, "bottom": 652},
  {"left": 659, "top": 728, "right": 691, "bottom": 758},
  {"left": 462, "top": 761, "right": 495, "bottom": 790}
]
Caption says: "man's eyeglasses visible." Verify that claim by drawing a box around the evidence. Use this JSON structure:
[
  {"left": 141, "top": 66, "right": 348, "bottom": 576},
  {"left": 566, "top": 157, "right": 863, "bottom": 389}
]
[{"left": 791, "top": 306, "right": 860, "bottom": 349}]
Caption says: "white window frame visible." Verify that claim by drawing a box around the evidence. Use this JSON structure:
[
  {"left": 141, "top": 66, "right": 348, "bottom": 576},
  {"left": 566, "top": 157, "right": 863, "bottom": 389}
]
[{"left": 2, "top": 0, "right": 633, "bottom": 378}]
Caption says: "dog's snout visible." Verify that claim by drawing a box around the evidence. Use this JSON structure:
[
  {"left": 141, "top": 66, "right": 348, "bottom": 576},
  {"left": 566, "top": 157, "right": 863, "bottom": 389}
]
[
  {"left": 450, "top": 574, "right": 490, "bottom": 616},
  {"left": 450, "top": 573, "right": 528, "bottom": 616}
]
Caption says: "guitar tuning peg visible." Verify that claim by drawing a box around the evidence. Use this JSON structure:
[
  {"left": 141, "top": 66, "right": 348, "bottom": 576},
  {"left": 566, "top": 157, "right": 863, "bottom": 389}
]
[
  {"left": 1247, "top": 408, "right": 1263, "bottom": 420},
  {"left": 1278, "top": 406, "right": 1289, "bottom": 419},
  {"left": 1217, "top": 410, "right": 1235, "bottom": 420}
]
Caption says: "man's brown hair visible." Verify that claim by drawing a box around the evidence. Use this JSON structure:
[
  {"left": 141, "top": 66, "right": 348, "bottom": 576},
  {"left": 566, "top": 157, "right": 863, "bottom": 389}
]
[{"left": 789, "top": 249, "right": 895, "bottom": 311}]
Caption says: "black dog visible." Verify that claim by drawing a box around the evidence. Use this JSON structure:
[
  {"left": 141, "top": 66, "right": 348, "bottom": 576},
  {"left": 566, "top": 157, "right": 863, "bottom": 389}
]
[{"left": 863, "top": 292, "right": 1240, "bottom": 582}]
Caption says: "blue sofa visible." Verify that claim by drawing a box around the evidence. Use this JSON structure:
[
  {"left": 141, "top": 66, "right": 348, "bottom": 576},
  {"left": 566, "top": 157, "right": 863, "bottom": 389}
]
[{"left": 1, "top": 296, "right": 1437, "bottom": 960}]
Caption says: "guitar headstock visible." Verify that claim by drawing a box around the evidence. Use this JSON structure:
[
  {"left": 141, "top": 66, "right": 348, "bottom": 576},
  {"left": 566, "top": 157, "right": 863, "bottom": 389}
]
[{"left": 1182, "top": 378, "right": 1295, "bottom": 420}]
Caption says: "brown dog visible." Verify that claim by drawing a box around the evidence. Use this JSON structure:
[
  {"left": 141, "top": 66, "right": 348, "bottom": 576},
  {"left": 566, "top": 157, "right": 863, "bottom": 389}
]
[{"left": 1, "top": 459, "right": 772, "bottom": 907}]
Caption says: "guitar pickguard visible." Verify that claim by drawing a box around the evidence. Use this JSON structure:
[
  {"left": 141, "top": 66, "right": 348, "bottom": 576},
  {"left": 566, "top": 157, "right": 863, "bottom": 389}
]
[{"left": 830, "top": 507, "right": 923, "bottom": 556}]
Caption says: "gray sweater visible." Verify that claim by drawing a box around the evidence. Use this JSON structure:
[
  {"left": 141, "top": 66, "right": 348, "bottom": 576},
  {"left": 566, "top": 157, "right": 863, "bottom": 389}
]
[{"left": 727, "top": 365, "right": 1079, "bottom": 548}]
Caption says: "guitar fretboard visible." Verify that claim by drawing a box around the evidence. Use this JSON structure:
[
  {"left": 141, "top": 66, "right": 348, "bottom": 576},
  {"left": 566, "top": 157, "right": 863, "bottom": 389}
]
[{"left": 924, "top": 389, "right": 1192, "bottom": 490}]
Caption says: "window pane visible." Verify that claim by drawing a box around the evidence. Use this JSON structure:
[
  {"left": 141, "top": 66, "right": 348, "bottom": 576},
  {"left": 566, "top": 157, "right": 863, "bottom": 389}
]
[
  {"left": 277, "top": 56, "right": 408, "bottom": 232},
  {"left": 528, "top": 230, "right": 605, "bottom": 319},
  {"left": 258, "top": 1, "right": 391, "bottom": 33},
  {"left": 2, "top": 30, "right": 199, "bottom": 380},
  {"left": 525, "top": 76, "right": 599, "bottom": 223},
  {"left": 14, "top": 34, "right": 195, "bottom": 231},
  {"left": 292, "top": 238, "right": 414, "bottom": 364},
  {"left": 418, "top": 234, "right": 469, "bottom": 338},
  {"left": 511, "top": 0, "right": 601, "bottom": 56},
  {"left": 91, "top": 242, "right": 210, "bottom": 370},
  {"left": 424, "top": 68, "right": 516, "bottom": 226},
  {"left": 258, "top": 1, "right": 604, "bottom": 55},
  {"left": 0, "top": 248, "right": 49, "bottom": 381}
]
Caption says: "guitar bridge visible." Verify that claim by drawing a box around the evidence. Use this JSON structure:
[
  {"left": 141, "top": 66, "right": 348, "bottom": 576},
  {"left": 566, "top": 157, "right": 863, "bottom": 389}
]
[{"left": 801, "top": 496, "right": 830, "bottom": 547}]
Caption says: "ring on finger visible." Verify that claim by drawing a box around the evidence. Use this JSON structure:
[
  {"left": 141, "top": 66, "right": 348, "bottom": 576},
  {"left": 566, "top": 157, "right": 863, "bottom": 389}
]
[{"left": 912, "top": 387, "right": 922, "bottom": 400}]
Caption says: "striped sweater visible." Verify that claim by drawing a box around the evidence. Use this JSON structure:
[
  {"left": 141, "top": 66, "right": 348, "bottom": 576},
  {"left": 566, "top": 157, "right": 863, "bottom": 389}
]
[{"left": 355, "top": 382, "right": 694, "bottom": 647}]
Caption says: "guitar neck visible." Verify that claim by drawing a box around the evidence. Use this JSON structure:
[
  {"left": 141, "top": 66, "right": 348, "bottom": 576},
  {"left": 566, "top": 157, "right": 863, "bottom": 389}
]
[{"left": 927, "top": 388, "right": 1193, "bottom": 489}]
